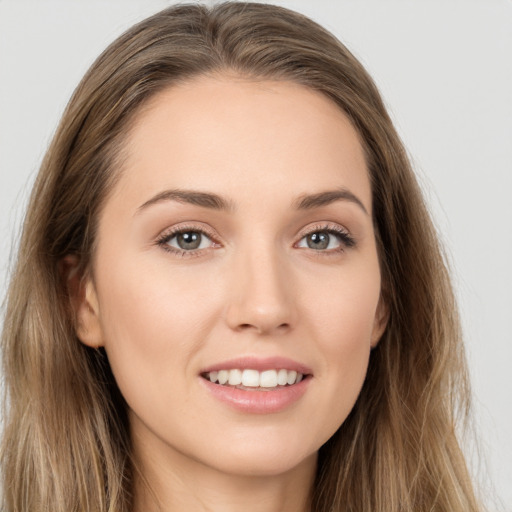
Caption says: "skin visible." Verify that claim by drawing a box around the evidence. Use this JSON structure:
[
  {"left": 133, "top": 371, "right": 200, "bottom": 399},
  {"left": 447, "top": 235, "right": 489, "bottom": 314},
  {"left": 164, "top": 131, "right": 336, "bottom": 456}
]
[{"left": 73, "top": 75, "right": 387, "bottom": 512}]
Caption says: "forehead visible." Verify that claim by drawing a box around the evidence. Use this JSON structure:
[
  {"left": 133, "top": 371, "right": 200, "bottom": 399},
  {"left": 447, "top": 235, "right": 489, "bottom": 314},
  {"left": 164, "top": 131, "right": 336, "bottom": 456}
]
[{"left": 112, "top": 75, "right": 371, "bottom": 213}]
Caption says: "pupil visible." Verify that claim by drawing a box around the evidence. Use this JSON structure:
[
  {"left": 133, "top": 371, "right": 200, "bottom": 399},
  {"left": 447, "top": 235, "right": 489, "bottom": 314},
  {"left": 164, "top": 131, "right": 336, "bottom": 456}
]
[
  {"left": 177, "top": 232, "right": 201, "bottom": 250},
  {"left": 307, "top": 232, "right": 329, "bottom": 250}
]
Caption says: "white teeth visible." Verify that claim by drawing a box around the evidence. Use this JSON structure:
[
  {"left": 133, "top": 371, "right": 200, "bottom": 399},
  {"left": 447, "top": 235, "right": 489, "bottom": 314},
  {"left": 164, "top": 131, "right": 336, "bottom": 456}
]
[
  {"left": 228, "top": 369, "right": 243, "bottom": 386},
  {"left": 277, "top": 369, "right": 288, "bottom": 386},
  {"left": 206, "top": 368, "right": 306, "bottom": 388},
  {"left": 260, "top": 370, "right": 278, "bottom": 387},
  {"left": 242, "top": 369, "right": 260, "bottom": 387},
  {"left": 217, "top": 370, "right": 229, "bottom": 385},
  {"left": 287, "top": 370, "right": 297, "bottom": 385}
]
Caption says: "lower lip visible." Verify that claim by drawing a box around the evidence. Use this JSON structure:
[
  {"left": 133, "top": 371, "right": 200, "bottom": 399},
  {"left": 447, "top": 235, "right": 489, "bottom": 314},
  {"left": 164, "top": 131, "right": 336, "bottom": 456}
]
[{"left": 200, "top": 376, "right": 311, "bottom": 414}]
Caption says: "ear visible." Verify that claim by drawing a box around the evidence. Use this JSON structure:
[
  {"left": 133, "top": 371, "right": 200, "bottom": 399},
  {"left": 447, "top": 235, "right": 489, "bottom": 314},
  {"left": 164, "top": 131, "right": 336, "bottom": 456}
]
[
  {"left": 370, "top": 294, "right": 389, "bottom": 349},
  {"left": 60, "top": 255, "right": 104, "bottom": 348}
]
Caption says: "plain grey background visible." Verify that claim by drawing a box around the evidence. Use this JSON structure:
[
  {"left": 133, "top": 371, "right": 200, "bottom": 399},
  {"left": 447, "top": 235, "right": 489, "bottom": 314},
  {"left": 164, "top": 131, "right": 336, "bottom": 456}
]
[{"left": 1, "top": 1, "right": 511, "bottom": 509}]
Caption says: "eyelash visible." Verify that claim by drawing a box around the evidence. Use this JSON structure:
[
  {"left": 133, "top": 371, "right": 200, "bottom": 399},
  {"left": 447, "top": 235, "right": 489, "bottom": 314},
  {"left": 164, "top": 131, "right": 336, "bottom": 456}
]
[
  {"left": 156, "top": 223, "right": 356, "bottom": 258},
  {"left": 156, "top": 224, "right": 219, "bottom": 258},
  {"left": 296, "top": 224, "right": 356, "bottom": 254}
]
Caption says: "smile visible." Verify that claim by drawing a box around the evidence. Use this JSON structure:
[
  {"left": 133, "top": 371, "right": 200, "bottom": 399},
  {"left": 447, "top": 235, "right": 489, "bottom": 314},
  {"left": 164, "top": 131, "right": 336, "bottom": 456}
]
[
  {"left": 203, "top": 368, "right": 305, "bottom": 390},
  {"left": 200, "top": 357, "right": 312, "bottom": 412}
]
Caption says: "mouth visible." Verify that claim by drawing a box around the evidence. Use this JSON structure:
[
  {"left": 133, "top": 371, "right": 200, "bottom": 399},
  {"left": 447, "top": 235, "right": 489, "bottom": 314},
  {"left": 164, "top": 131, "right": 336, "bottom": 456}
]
[
  {"left": 199, "top": 358, "right": 312, "bottom": 413},
  {"left": 201, "top": 368, "right": 308, "bottom": 391}
]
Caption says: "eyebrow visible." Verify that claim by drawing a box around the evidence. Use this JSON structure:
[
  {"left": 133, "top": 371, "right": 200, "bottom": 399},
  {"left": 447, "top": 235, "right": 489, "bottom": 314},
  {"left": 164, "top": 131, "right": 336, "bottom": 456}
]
[
  {"left": 294, "top": 188, "right": 369, "bottom": 215},
  {"left": 136, "top": 187, "right": 368, "bottom": 216},
  {"left": 137, "top": 189, "right": 234, "bottom": 213}
]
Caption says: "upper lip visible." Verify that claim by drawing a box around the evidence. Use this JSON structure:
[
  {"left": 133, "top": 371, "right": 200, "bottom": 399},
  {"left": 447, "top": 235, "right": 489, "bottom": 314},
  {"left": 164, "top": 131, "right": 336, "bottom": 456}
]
[{"left": 200, "top": 356, "right": 313, "bottom": 375}]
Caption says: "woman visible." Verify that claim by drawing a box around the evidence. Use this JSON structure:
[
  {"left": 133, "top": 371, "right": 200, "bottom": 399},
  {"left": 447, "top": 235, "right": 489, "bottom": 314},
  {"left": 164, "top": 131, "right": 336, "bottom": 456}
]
[{"left": 1, "top": 2, "right": 481, "bottom": 511}]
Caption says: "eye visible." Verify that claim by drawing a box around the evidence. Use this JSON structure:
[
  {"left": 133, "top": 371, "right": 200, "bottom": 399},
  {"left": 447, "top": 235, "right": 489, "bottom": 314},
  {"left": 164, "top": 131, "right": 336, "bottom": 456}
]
[
  {"left": 296, "top": 226, "right": 355, "bottom": 252},
  {"left": 157, "top": 227, "right": 218, "bottom": 256},
  {"left": 167, "top": 231, "right": 211, "bottom": 251}
]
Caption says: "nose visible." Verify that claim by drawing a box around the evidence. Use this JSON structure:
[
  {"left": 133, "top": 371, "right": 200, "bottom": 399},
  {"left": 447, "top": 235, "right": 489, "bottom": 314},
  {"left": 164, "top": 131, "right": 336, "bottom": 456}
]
[{"left": 224, "top": 245, "right": 297, "bottom": 336}]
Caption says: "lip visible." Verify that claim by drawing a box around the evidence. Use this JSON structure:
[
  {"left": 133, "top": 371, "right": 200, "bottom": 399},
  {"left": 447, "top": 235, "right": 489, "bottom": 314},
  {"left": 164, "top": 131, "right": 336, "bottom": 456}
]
[
  {"left": 199, "top": 356, "right": 313, "bottom": 414},
  {"left": 200, "top": 356, "right": 313, "bottom": 375},
  {"left": 200, "top": 376, "right": 311, "bottom": 414}
]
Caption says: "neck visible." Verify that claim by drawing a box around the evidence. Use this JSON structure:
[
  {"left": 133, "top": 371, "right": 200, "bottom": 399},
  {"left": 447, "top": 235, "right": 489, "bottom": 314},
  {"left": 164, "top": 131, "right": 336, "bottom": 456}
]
[{"left": 132, "top": 436, "right": 317, "bottom": 512}]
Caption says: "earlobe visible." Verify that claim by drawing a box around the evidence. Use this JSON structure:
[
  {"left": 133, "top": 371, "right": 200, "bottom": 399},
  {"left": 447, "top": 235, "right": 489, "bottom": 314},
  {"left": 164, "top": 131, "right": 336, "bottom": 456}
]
[
  {"left": 61, "top": 255, "right": 104, "bottom": 348},
  {"left": 370, "top": 295, "right": 389, "bottom": 348}
]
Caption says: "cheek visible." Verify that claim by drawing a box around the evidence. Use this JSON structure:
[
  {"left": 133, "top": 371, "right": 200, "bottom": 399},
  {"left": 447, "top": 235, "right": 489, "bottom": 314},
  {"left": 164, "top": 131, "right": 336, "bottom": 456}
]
[
  {"left": 303, "top": 263, "right": 381, "bottom": 429},
  {"left": 308, "top": 259, "right": 381, "bottom": 350},
  {"left": 94, "top": 254, "right": 222, "bottom": 407}
]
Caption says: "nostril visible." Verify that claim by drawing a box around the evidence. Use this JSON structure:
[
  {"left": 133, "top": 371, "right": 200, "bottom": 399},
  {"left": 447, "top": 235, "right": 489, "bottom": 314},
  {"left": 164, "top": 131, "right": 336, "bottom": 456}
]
[{"left": 235, "top": 322, "right": 291, "bottom": 334}]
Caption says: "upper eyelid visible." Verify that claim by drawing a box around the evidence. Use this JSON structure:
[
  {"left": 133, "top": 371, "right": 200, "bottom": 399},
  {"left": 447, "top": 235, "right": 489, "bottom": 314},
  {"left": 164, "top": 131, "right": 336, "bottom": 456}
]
[
  {"left": 158, "top": 223, "right": 219, "bottom": 241},
  {"left": 158, "top": 221, "right": 349, "bottom": 236},
  {"left": 156, "top": 221, "right": 354, "bottom": 247},
  {"left": 297, "top": 222, "right": 351, "bottom": 237}
]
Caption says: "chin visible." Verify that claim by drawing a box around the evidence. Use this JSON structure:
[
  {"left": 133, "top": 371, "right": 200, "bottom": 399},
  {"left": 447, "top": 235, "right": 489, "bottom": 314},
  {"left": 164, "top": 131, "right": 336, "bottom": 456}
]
[
  {"left": 210, "top": 447, "right": 317, "bottom": 479},
  {"left": 193, "top": 427, "right": 320, "bottom": 478}
]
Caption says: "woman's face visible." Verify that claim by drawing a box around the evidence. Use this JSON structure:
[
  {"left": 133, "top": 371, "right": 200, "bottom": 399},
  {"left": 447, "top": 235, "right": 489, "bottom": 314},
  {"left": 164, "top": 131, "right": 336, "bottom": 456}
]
[{"left": 77, "top": 76, "right": 386, "bottom": 478}]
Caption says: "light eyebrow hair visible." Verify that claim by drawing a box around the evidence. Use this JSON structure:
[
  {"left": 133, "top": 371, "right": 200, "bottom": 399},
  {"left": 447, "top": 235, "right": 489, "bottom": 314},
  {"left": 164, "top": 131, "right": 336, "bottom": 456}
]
[
  {"left": 294, "top": 188, "right": 369, "bottom": 215},
  {"left": 136, "top": 189, "right": 235, "bottom": 213}
]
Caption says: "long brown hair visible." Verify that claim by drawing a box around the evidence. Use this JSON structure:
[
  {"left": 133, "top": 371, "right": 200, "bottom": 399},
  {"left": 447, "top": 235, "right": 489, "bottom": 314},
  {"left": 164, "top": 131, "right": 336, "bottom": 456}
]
[{"left": 1, "top": 3, "right": 480, "bottom": 511}]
